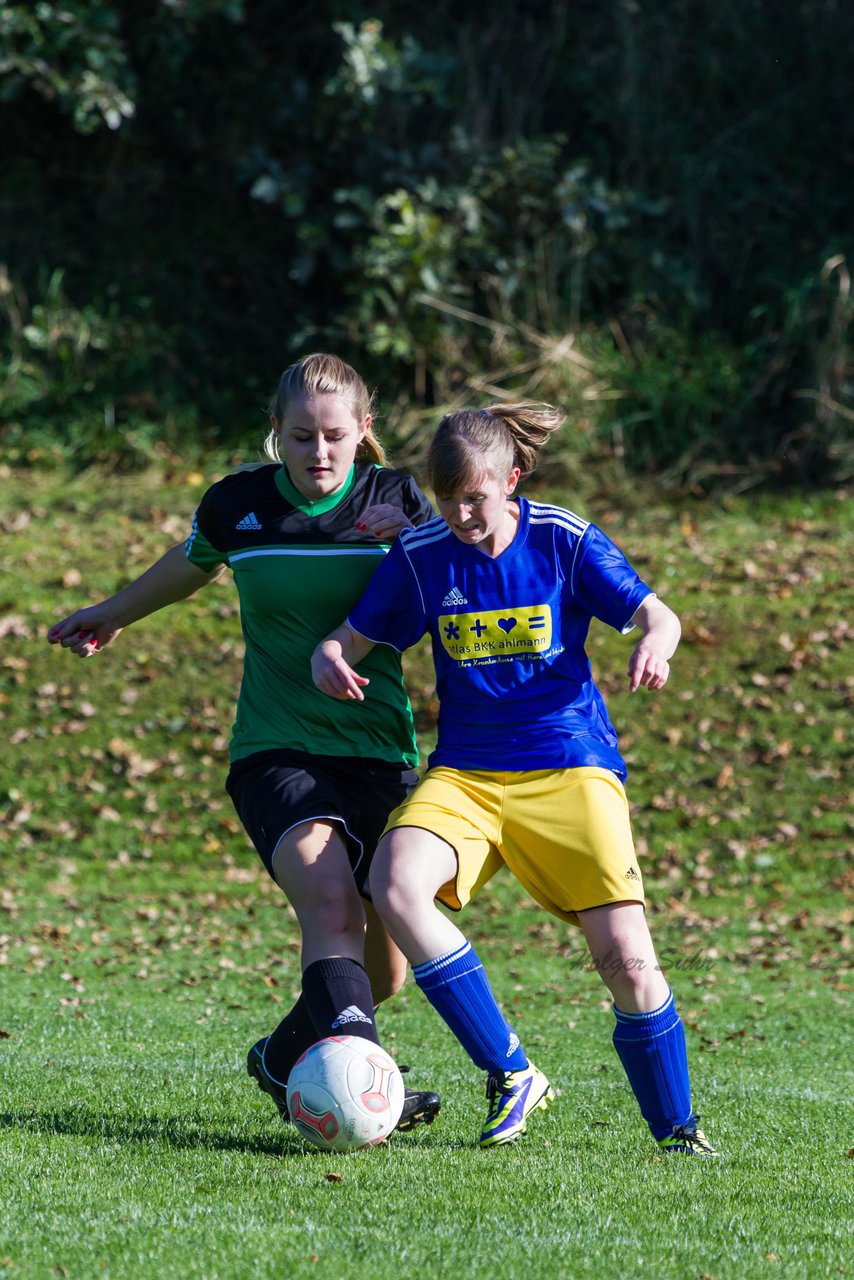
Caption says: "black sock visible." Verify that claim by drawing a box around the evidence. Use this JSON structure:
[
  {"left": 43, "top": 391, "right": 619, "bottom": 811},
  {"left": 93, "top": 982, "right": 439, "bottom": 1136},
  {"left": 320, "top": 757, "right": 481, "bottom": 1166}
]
[
  {"left": 301, "top": 957, "right": 380, "bottom": 1045},
  {"left": 262, "top": 995, "right": 318, "bottom": 1085}
]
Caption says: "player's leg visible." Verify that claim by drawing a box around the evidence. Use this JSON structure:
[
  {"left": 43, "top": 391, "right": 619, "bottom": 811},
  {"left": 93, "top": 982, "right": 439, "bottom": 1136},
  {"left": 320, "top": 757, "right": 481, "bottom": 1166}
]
[
  {"left": 578, "top": 901, "right": 717, "bottom": 1155},
  {"left": 371, "top": 823, "right": 551, "bottom": 1145},
  {"left": 577, "top": 900, "right": 668, "bottom": 1011},
  {"left": 369, "top": 824, "right": 464, "bottom": 964},
  {"left": 499, "top": 768, "right": 715, "bottom": 1154},
  {"left": 248, "top": 819, "right": 378, "bottom": 1093},
  {"left": 249, "top": 832, "right": 440, "bottom": 1129},
  {"left": 361, "top": 898, "right": 441, "bottom": 1129},
  {"left": 372, "top": 825, "right": 528, "bottom": 1068},
  {"left": 255, "top": 895, "right": 407, "bottom": 1084},
  {"left": 231, "top": 749, "right": 441, "bottom": 1130},
  {"left": 362, "top": 898, "right": 407, "bottom": 1003},
  {"left": 228, "top": 753, "right": 386, "bottom": 1069},
  {"left": 244, "top": 817, "right": 375, "bottom": 1116},
  {"left": 274, "top": 818, "right": 378, "bottom": 1022}
]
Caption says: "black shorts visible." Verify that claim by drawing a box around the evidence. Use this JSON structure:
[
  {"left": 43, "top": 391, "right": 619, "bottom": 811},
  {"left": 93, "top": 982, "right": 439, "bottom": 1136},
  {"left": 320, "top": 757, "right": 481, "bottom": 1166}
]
[{"left": 225, "top": 748, "right": 419, "bottom": 896}]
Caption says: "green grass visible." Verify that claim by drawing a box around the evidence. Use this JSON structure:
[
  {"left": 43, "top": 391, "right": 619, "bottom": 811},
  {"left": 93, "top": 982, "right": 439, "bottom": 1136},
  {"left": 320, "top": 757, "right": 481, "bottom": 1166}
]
[{"left": 1, "top": 468, "right": 852, "bottom": 1279}]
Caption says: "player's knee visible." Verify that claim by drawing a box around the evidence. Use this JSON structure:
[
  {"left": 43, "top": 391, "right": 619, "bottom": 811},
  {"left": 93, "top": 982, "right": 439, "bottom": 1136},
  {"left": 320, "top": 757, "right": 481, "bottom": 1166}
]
[
  {"left": 371, "top": 831, "right": 445, "bottom": 930},
  {"left": 367, "top": 870, "right": 395, "bottom": 922},
  {"left": 294, "top": 881, "right": 365, "bottom": 941},
  {"left": 369, "top": 854, "right": 420, "bottom": 925}
]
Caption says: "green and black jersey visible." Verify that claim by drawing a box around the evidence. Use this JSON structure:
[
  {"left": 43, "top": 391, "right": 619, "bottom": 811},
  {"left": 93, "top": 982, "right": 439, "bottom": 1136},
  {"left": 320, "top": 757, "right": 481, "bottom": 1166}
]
[{"left": 185, "top": 460, "right": 433, "bottom": 766}]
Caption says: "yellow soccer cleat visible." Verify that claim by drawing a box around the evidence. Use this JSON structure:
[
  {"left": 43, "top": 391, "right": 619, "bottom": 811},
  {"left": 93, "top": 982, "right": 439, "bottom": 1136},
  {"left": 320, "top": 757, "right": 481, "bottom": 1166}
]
[
  {"left": 657, "top": 1122, "right": 719, "bottom": 1156},
  {"left": 479, "top": 1062, "right": 553, "bottom": 1147}
]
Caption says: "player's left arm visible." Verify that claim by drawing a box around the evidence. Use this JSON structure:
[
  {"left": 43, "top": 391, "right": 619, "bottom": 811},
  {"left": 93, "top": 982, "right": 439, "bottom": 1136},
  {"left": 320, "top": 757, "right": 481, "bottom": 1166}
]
[
  {"left": 626, "top": 595, "right": 681, "bottom": 693},
  {"left": 355, "top": 477, "right": 434, "bottom": 539},
  {"left": 355, "top": 504, "right": 415, "bottom": 540}
]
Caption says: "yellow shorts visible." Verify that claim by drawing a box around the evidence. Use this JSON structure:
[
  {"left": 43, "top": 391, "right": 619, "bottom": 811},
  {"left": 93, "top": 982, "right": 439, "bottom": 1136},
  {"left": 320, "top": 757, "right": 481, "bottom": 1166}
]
[{"left": 381, "top": 766, "right": 644, "bottom": 925}]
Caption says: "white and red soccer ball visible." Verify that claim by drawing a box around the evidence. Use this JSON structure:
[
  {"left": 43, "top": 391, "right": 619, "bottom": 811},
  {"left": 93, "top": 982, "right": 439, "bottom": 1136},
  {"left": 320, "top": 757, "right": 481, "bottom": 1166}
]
[{"left": 286, "top": 1035, "right": 404, "bottom": 1152}]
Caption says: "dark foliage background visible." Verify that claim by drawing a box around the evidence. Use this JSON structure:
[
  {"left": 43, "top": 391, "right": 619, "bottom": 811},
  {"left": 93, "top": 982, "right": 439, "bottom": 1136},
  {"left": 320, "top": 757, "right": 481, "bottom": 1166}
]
[{"left": 1, "top": 0, "right": 851, "bottom": 486}]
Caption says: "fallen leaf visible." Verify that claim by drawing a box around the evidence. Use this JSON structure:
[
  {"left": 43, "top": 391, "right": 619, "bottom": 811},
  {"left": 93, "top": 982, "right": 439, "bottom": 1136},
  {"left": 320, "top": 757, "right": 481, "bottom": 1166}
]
[{"left": 716, "top": 764, "right": 734, "bottom": 789}]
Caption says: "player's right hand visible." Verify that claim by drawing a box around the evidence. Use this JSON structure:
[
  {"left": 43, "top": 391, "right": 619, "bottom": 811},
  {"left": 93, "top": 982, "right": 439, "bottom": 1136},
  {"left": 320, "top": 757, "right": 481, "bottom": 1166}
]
[
  {"left": 311, "top": 641, "right": 369, "bottom": 701},
  {"left": 47, "top": 607, "right": 122, "bottom": 658}
]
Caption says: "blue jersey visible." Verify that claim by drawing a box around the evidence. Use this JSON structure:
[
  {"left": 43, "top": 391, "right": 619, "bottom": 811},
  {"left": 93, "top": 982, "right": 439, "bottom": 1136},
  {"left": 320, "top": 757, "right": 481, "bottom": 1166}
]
[{"left": 348, "top": 497, "right": 653, "bottom": 777}]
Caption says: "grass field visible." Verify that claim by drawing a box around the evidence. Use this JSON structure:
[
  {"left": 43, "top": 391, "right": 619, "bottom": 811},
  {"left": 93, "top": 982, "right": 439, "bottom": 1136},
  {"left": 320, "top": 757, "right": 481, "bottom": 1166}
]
[{"left": 1, "top": 467, "right": 852, "bottom": 1279}]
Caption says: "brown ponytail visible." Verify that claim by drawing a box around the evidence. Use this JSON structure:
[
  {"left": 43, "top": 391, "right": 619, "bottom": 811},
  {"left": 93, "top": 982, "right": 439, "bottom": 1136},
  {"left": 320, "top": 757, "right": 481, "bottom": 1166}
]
[{"left": 427, "top": 401, "right": 565, "bottom": 496}]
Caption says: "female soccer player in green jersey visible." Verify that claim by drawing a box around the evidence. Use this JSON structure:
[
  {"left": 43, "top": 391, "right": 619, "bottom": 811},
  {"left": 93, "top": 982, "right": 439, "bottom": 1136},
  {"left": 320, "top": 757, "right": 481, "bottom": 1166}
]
[
  {"left": 48, "top": 353, "right": 440, "bottom": 1133},
  {"left": 313, "top": 402, "right": 717, "bottom": 1155}
]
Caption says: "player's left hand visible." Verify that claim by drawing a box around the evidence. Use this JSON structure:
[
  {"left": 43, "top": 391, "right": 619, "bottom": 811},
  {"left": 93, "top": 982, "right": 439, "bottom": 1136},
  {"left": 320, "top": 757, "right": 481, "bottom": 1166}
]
[
  {"left": 627, "top": 643, "right": 670, "bottom": 692},
  {"left": 354, "top": 504, "right": 413, "bottom": 541}
]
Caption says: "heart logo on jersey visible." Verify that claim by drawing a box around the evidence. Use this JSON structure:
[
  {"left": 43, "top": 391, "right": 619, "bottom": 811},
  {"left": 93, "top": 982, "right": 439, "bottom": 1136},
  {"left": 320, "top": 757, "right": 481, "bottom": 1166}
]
[{"left": 497, "top": 618, "right": 518, "bottom": 634}]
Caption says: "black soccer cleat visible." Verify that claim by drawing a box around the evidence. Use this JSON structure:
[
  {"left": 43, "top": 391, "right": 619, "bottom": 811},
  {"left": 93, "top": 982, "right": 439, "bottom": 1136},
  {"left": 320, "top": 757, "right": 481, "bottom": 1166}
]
[
  {"left": 247, "top": 1036, "right": 290, "bottom": 1123},
  {"left": 247, "top": 1038, "right": 440, "bottom": 1133},
  {"left": 397, "top": 1065, "right": 441, "bottom": 1132}
]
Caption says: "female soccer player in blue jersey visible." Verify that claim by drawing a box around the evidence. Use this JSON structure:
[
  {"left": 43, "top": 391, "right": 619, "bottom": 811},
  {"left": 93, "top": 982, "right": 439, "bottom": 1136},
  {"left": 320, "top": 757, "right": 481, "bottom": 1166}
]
[
  {"left": 312, "top": 402, "right": 717, "bottom": 1155},
  {"left": 48, "top": 353, "right": 440, "bottom": 1134}
]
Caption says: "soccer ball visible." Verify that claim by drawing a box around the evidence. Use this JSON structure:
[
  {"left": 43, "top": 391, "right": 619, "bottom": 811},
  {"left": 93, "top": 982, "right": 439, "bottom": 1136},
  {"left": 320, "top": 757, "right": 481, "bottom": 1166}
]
[{"left": 286, "top": 1035, "right": 405, "bottom": 1152}]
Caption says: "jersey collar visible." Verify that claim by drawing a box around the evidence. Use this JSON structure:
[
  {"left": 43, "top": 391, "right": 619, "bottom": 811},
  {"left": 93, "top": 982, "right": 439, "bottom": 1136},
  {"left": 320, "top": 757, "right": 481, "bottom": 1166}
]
[
  {"left": 473, "top": 496, "right": 529, "bottom": 560},
  {"left": 275, "top": 463, "right": 357, "bottom": 515}
]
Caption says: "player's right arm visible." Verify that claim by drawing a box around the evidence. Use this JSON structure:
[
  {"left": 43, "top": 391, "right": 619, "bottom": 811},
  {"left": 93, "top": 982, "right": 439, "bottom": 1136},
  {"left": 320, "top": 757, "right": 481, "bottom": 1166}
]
[
  {"left": 313, "top": 530, "right": 428, "bottom": 700},
  {"left": 311, "top": 624, "right": 377, "bottom": 701},
  {"left": 47, "top": 543, "right": 224, "bottom": 657}
]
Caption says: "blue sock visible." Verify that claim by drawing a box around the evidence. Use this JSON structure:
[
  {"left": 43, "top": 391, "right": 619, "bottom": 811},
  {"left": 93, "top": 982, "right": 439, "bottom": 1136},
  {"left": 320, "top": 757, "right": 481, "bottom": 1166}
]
[
  {"left": 612, "top": 991, "right": 695, "bottom": 1140},
  {"left": 413, "top": 942, "right": 528, "bottom": 1074}
]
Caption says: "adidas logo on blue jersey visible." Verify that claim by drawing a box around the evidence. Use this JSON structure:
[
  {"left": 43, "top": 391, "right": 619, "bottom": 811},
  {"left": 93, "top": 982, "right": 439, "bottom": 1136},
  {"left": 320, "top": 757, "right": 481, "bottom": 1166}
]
[
  {"left": 441, "top": 586, "right": 468, "bottom": 607},
  {"left": 236, "top": 512, "right": 262, "bottom": 531}
]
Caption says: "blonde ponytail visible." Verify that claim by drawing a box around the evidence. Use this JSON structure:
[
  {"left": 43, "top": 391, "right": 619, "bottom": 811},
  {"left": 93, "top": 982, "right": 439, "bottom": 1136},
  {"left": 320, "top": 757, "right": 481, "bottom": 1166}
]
[{"left": 265, "top": 352, "right": 386, "bottom": 464}]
